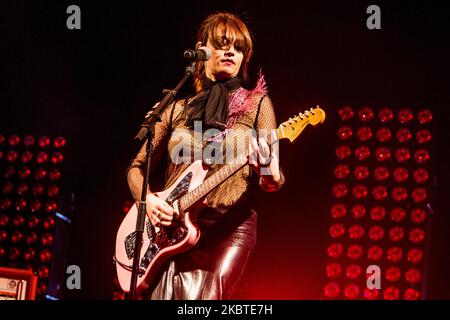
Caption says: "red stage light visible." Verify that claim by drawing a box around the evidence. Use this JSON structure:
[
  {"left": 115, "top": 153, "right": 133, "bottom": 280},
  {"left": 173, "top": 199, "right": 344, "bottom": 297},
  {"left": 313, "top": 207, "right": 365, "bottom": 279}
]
[
  {"left": 346, "top": 264, "right": 362, "bottom": 279},
  {"left": 28, "top": 215, "right": 40, "bottom": 229},
  {"left": 12, "top": 214, "right": 25, "bottom": 227},
  {"left": 0, "top": 198, "right": 12, "bottom": 211},
  {"left": 353, "top": 184, "right": 368, "bottom": 199},
  {"left": 122, "top": 200, "right": 134, "bottom": 215},
  {"left": 409, "top": 228, "right": 425, "bottom": 243},
  {"left": 11, "top": 230, "right": 23, "bottom": 244},
  {"left": 327, "top": 243, "right": 344, "bottom": 259},
  {"left": 9, "top": 247, "right": 21, "bottom": 261},
  {"left": 51, "top": 152, "right": 64, "bottom": 164},
  {"left": 405, "top": 268, "right": 421, "bottom": 284},
  {"left": 396, "top": 128, "right": 412, "bottom": 143},
  {"left": 326, "top": 262, "right": 342, "bottom": 278},
  {"left": 30, "top": 200, "right": 42, "bottom": 213},
  {"left": 391, "top": 207, "right": 406, "bottom": 222},
  {"left": 2, "top": 181, "right": 14, "bottom": 194},
  {"left": 378, "top": 108, "right": 394, "bottom": 123},
  {"left": 6, "top": 150, "right": 19, "bottom": 162},
  {"left": 37, "top": 151, "right": 49, "bottom": 164},
  {"left": 339, "top": 106, "right": 354, "bottom": 121},
  {"left": 32, "top": 183, "right": 45, "bottom": 196},
  {"left": 358, "top": 107, "right": 374, "bottom": 122},
  {"left": 373, "top": 166, "right": 389, "bottom": 181},
  {"left": 375, "top": 147, "right": 390, "bottom": 162},
  {"left": 357, "top": 127, "right": 372, "bottom": 141},
  {"left": 407, "top": 248, "right": 423, "bottom": 264},
  {"left": 43, "top": 216, "right": 55, "bottom": 230},
  {"left": 393, "top": 167, "right": 408, "bottom": 183},
  {"left": 38, "top": 136, "right": 51, "bottom": 148},
  {"left": 333, "top": 183, "right": 348, "bottom": 198},
  {"left": 0, "top": 214, "right": 9, "bottom": 227},
  {"left": 23, "top": 248, "right": 36, "bottom": 261},
  {"left": 15, "top": 198, "right": 27, "bottom": 211},
  {"left": 18, "top": 166, "right": 31, "bottom": 179},
  {"left": 364, "top": 288, "right": 380, "bottom": 300},
  {"left": 417, "top": 109, "right": 433, "bottom": 124},
  {"left": 0, "top": 247, "right": 5, "bottom": 258},
  {"left": 355, "top": 146, "right": 371, "bottom": 161},
  {"left": 385, "top": 266, "right": 401, "bottom": 282},
  {"left": 45, "top": 200, "right": 58, "bottom": 213},
  {"left": 344, "top": 284, "right": 360, "bottom": 299},
  {"left": 369, "top": 226, "right": 385, "bottom": 241},
  {"left": 331, "top": 203, "right": 347, "bottom": 219},
  {"left": 37, "top": 282, "right": 48, "bottom": 296},
  {"left": 392, "top": 187, "right": 408, "bottom": 201},
  {"left": 38, "top": 266, "right": 49, "bottom": 279},
  {"left": 34, "top": 167, "right": 47, "bottom": 180},
  {"left": 337, "top": 126, "right": 353, "bottom": 140},
  {"left": 47, "top": 185, "right": 60, "bottom": 197},
  {"left": 347, "top": 244, "right": 363, "bottom": 260},
  {"left": 411, "top": 208, "right": 426, "bottom": 223},
  {"left": 389, "top": 227, "right": 405, "bottom": 242},
  {"left": 4, "top": 166, "right": 16, "bottom": 179},
  {"left": 414, "top": 149, "right": 430, "bottom": 164},
  {"left": 354, "top": 165, "right": 369, "bottom": 180},
  {"left": 370, "top": 206, "right": 386, "bottom": 221},
  {"left": 0, "top": 230, "right": 7, "bottom": 242},
  {"left": 21, "top": 151, "right": 33, "bottom": 163},
  {"left": 25, "top": 232, "right": 38, "bottom": 245},
  {"left": 0, "top": 151, "right": 3, "bottom": 160},
  {"left": 23, "top": 135, "right": 35, "bottom": 147},
  {"left": 334, "top": 164, "right": 350, "bottom": 179},
  {"left": 17, "top": 182, "right": 29, "bottom": 195},
  {"left": 412, "top": 188, "right": 427, "bottom": 203},
  {"left": 54, "top": 136, "right": 67, "bottom": 148},
  {"left": 324, "top": 282, "right": 340, "bottom": 298},
  {"left": 404, "top": 288, "right": 420, "bottom": 300},
  {"left": 368, "top": 245, "right": 383, "bottom": 261},
  {"left": 387, "top": 247, "right": 403, "bottom": 262},
  {"left": 329, "top": 223, "right": 346, "bottom": 238},
  {"left": 41, "top": 233, "right": 54, "bottom": 246},
  {"left": 416, "top": 129, "right": 432, "bottom": 144},
  {"left": 413, "top": 168, "right": 429, "bottom": 184},
  {"left": 376, "top": 127, "right": 392, "bottom": 143},
  {"left": 8, "top": 134, "right": 21, "bottom": 147},
  {"left": 336, "top": 145, "right": 351, "bottom": 160},
  {"left": 49, "top": 169, "right": 62, "bottom": 181},
  {"left": 395, "top": 148, "right": 411, "bottom": 163},
  {"left": 383, "top": 286, "right": 400, "bottom": 300},
  {"left": 351, "top": 204, "right": 366, "bottom": 219},
  {"left": 372, "top": 185, "right": 388, "bottom": 201},
  {"left": 39, "top": 248, "right": 53, "bottom": 263},
  {"left": 0, "top": 134, "right": 5, "bottom": 145},
  {"left": 348, "top": 224, "right": 364, "bottom": 240},
  {"left": 398, "top": 109, "right": 413, "bottom": 124}
]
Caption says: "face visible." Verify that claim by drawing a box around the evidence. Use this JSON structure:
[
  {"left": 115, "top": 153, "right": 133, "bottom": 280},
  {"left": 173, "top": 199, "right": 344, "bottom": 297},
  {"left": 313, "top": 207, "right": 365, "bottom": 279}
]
[{"left": 203, "top": 37, "right": 244, "bottom": 82}]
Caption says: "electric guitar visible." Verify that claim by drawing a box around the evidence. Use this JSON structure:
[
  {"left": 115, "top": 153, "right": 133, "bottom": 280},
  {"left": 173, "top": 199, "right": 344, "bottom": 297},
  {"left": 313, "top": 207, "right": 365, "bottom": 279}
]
[{"left": 114, "top": 106, "right": 326, "bottom": 294}]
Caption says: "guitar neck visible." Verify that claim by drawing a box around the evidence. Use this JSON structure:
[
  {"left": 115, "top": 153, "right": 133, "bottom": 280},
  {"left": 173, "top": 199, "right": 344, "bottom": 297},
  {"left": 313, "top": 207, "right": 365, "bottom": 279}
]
[{"left": 178, "top": 152, "right": 247, "bottom": 211}]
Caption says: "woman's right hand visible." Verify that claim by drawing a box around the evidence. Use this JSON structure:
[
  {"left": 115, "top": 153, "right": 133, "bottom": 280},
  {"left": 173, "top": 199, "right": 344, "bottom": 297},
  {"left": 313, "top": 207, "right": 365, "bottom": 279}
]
[{"left": 144, "top": 193, "right": 177, "bottom": 227}]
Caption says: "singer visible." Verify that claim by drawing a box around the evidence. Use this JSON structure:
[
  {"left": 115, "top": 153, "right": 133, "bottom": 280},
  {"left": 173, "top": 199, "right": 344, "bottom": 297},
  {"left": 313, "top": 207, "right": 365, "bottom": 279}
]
[{"left": 126, "top": 12, "right": 285, "bottom": 300}]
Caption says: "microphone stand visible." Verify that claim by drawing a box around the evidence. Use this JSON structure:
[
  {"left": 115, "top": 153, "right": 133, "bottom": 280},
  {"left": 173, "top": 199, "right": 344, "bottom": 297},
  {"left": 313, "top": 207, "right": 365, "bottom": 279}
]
[{"left": 126, "top": 61, "right": 196, "bottom": 300}]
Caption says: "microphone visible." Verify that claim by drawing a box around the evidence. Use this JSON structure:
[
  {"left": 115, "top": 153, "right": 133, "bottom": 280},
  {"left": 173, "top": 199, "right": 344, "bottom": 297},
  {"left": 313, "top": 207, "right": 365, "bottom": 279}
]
[{"left": 183, "top": 47, "right": 211, "bottom": 61}]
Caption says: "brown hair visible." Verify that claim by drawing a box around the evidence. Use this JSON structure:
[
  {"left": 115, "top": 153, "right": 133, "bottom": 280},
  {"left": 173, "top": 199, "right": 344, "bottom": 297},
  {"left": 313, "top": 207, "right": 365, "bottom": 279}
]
[{"left": 194, "top": 12, "right": 253, "bottom": 93}]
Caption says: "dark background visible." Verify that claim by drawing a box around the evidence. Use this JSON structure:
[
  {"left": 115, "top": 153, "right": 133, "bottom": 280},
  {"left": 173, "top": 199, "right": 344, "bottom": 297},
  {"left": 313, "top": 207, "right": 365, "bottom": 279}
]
[{"left": 1, "top": 0, "right": 449, "bottom": 299}]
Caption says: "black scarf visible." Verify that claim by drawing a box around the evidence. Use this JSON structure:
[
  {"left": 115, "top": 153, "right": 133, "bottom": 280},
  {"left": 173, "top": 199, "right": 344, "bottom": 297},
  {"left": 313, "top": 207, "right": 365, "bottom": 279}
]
[{"left": 185, "top": 76, "right": 242, "bottom": 130}]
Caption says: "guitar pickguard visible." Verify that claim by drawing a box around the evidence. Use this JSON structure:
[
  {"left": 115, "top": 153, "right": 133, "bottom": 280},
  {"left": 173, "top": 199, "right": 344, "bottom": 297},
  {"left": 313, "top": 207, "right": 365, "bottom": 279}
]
[{"left": 123, "top": 171, "right": 193, "bottom": 262}]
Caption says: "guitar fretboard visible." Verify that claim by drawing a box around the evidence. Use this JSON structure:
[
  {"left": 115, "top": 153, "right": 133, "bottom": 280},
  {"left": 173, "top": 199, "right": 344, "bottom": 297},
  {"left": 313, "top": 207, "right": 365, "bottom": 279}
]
[{"left": 178, "top": 153, "right": 247, "bottom": 211}]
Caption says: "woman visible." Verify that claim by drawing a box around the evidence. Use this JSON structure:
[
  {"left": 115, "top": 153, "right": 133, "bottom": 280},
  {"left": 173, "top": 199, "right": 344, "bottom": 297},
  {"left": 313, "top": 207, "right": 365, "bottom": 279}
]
[{"left": 127, "top": 12, "right": 285, "bottom": 300}]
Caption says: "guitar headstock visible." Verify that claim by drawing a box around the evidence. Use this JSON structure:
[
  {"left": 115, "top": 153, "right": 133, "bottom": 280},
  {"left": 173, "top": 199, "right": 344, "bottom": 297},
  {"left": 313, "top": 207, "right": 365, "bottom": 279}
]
[{"left": 278, "top": 106, "right": 326, "bottom": 143}]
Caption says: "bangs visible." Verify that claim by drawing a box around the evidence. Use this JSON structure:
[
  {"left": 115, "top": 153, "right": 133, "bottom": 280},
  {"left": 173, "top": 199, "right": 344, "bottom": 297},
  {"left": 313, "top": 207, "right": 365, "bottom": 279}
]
[{"left": 204, "top": 18, "right": 252, "bottom": 59}]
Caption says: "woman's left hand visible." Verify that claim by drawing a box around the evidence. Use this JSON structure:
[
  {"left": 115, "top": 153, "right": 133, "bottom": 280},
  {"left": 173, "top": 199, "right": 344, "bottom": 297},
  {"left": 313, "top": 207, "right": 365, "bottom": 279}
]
[{"left": 248, "top": 136, "right": 281, "bottom": 189}]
